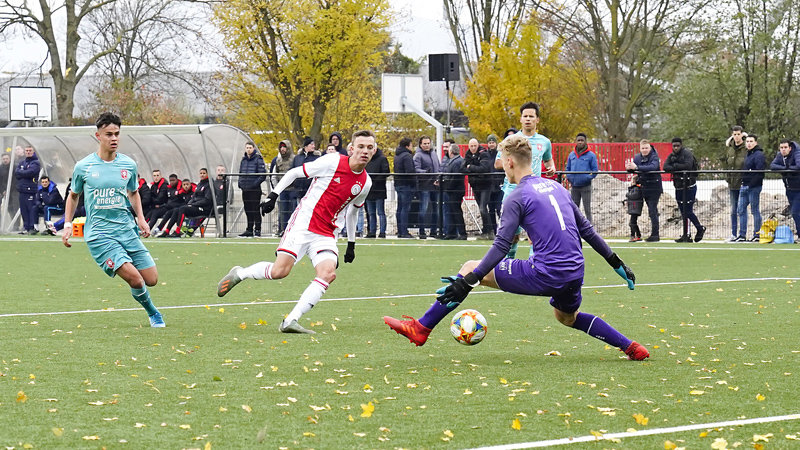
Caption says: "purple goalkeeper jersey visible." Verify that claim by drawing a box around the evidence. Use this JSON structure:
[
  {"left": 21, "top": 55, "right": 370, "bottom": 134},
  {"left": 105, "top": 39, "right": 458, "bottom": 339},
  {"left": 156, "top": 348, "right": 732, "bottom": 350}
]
[{"left": 473, "top": 175, "right": 613, "bottom": 284}]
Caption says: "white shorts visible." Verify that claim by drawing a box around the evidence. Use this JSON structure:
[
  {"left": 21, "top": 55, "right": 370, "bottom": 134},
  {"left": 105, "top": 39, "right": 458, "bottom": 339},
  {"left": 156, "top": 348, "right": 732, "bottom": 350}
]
[{"left": 277, "top": 229, "right": 339, "bottom": 266}]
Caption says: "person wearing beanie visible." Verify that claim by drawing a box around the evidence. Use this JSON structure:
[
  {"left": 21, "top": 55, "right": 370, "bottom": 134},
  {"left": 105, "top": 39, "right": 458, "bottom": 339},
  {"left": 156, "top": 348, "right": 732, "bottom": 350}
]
[
  {"left": 270, "top": 139, "right": 296, "bottom": 235},
  {"left": 663, "top": 137, "right": 705, "bottom": 243}
]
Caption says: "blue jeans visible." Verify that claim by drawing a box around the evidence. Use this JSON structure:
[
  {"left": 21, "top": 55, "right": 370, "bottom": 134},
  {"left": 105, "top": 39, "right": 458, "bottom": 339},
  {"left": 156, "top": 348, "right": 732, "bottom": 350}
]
[
  {"left": 366, "top": 199, "right": 386, "bottom": 235},
  {"left": 729, "top": 189, "right": 740, "bottom": 237},
  {"left": 737, "top": 185, "right": 762, "bottom": 238},
  {"left": 787, "top": 189, "right": 800, "bottom": 237},
  {"left": 278, "top": 191, "right": 296, "bottom": 233},
  {"left": 418, "top": 190, "right": 438, "bottom": 235},
  {"left": 395, "top": 186, "right": 413, "bottom": 236}
]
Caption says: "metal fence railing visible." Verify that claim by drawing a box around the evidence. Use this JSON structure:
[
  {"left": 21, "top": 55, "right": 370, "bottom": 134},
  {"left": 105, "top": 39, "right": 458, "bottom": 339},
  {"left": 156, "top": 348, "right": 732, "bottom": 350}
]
[{"left": 217, "top": 170, "right": 798, "bottom": 241}]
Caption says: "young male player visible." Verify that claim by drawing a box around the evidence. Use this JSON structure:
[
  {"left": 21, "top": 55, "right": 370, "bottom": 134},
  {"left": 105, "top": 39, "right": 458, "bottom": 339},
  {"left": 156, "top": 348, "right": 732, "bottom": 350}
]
[
  {"left": 494, "top": 102, "right": 555, "bottom": 258},
  {"left": 217, "top": 130, "right": 376, "bottom": 334},
  {"left": 384, "top": 134, "right": 649, "bottom": 360},
  {"left": 61, "top": 112, "right": 164, "bottom": 328}
]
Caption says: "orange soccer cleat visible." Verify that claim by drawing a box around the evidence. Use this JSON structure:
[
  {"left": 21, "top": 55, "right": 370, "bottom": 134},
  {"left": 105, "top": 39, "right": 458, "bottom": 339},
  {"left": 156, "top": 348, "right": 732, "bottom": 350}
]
[
  {"left": 383, "top": 315, "right": 432, "bottom": 347},
  {"left": 624, "top": 341, "right": 650, "bottom": 361}
]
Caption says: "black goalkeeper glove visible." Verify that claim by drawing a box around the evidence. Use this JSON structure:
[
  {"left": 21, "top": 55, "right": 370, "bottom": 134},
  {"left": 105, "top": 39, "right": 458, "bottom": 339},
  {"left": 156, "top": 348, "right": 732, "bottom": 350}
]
[
  {"left": 436, "top": 272, "right": 481, "bottom": 308},
  {"left": 344, "top": 241, "right": 356, "bottom": 263},
  {"left": 260, "top": 192, "right": 278, "bottom": 215},
  {"left": 606, "top": 252, "right": 635, "bottom": 290}
]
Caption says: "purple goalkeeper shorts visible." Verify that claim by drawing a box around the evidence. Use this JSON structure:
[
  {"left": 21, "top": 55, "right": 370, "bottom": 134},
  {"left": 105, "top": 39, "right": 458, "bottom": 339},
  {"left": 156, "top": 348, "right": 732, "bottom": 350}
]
[{"left": 493, "top": 258, "right": 584, "bottom": 313}]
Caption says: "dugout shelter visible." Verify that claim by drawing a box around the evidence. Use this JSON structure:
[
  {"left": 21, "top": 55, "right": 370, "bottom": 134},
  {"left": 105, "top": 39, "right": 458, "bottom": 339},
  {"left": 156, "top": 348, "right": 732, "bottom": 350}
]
[{"left": 0, "top": 124, "right": 252, "bottom": 234}]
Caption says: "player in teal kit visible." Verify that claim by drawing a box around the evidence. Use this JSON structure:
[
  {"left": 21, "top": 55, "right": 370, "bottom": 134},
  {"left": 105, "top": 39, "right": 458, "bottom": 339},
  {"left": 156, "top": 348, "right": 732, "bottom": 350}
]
[
  {"left": 495, "top": 102, "right": 556, "bottom": 258},
  {"left": 62, "top": 112, "right": 164, "bottom": 328}
]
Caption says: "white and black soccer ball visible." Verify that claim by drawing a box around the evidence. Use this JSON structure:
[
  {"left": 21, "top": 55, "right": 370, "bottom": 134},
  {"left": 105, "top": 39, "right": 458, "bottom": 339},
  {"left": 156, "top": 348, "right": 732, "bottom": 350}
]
[{"left": 450, "top": 309, "right": 487, "bottom": 345}]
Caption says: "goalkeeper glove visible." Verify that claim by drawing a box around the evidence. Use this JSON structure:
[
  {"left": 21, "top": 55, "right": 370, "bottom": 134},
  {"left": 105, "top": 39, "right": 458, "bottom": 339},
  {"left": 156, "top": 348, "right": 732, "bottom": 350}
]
[
  {"left": 344, "top": 241, "right": 355, "bottom": 263},
  {"left": 436, "top": 272, "right": 480, "bottom": 308},
  {"left": 606, "top": 252, "right": 635, "bottom": 290},
  {"left": 260, "top": 192, "right": 278, "bottom": 215}
]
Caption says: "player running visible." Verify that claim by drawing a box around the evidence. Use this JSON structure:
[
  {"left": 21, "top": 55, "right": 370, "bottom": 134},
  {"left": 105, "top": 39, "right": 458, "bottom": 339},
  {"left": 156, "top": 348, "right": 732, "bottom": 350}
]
[
  {"left": 494, "top": 101, "right": 555, "bottom": 258},
  {"left": 217, "top": 130, "right": 375, "bottom": 334},
  {"left": 61, "top": 112, "right": 164, "bottom": 328},
  {"left": 384, "top": 134, "right": 649, "bottom": 360}
]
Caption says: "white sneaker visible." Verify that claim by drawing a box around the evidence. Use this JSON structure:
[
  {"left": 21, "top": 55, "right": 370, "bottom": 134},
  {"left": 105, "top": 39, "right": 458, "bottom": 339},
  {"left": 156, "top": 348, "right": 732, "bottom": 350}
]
[
  {"left": 45, "top": 221, "right": 57, "bottom": 235},
  {"left": 279, "top": 319, "right": 316, "bottom": 334},
  {"left": 726, "top": 235, "right": 738, "bottom": 242}
]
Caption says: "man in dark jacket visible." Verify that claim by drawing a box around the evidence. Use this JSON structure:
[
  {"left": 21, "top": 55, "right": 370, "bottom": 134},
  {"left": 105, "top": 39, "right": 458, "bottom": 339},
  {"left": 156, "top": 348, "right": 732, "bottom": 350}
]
[
  {"left": 486, "top": 135, "right": 503, "bottom": 234},
  {"left": 291, "top": 137, "right": 321, "bottom": 199},
  {"left": 14, "top": 145, "right": 40, "bottom": 234},
  {"left": 160, "top": 168, "right": 214, "bottom": 237},
  {"left": 238, "top": 141, "right": 266, "bottom": 237},
  {"left": 214, "top": 165, "right": 229, "bottom": 210},
  {"left": 625, "top": 140, "right": 663, "bottom": 241},
  {"left": 270, "top": 140, "right": 295, "bottom": 235},
  {"left": 148, "top": 174, "right": 180, "bottom": 230},
  {"left": 442, "top": 141, "right": 466, "bottom": 239},
  {"left": 148, "top": 169, "right": 169, "bottom": 221},
  {"left": 565, "top": 133, "right": 598, "bottom": 223},
  {"left": 771, "top": 139, "right": 800, "bottom": 239},
  {"left": 413, "top": 135, "right": 440, "bottom": 239},
  {"left": 393, "top": 137, "right": 415, "bottom": 238},
  {"left": 663, "top": 137, "right": 705, "bottom": 243},
  {"left": 464, "top": 138, "right": 493, "bottom": 238},
  {"left": 722, "top": 126, "right": 747, "bottom": 240},
  {"left": 735, "top": 134, "right": 766, "bottom": 241},
  {"left": 0, "top": 152, "right": 11, "bottom": 213},
  {"left": 36, "top": 176, "right": 64, "bottom": 223},
  {"left": 365, "top": 145, "right": 390, "bottom": 238},
  {"left": 137, "top": 178, "right": 153, "bottom": 218}
]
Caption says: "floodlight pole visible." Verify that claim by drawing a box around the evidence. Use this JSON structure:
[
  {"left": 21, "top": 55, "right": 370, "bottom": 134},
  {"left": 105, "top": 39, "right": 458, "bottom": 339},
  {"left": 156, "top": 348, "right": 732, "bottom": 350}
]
[{"left": 401, "top": 96, "right": 444, "bottom": 163}]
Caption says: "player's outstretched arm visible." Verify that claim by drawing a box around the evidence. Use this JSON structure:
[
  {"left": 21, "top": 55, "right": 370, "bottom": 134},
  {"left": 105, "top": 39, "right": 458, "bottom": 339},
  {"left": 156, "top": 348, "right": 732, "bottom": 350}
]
[
  {"left": 128, "top": 190, "right": 151, "bottom": 237},
  {"left": 343, "top": 205, "right": 358, "bottom": 263},
  {"left": 261, "top": 166, "right": 306, "bottom": 214},
  {"left": 62, "top": 191, "right": 80, "bottom": 248}
]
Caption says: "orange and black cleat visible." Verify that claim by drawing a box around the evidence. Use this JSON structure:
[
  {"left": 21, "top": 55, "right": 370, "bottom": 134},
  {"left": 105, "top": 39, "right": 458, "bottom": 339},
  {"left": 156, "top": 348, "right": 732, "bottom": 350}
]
[{"left": 624, "top": 341, "right": 650, "bottom": 360}]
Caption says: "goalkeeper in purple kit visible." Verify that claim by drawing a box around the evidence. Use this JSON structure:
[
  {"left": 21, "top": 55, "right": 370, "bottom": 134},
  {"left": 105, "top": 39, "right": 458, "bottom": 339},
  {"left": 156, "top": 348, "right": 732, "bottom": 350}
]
[{"left": 384, "top": 134, "right": 649, "bottom": 360}]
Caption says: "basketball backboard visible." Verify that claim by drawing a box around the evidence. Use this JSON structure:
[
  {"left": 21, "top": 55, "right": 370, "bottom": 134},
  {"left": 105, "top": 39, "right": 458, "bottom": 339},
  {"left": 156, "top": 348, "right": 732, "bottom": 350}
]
[
  {"left": 381, "top": 74, "right": 424, "bottom": 113},
  {"left": 9, "top": 86, "right": 53, "bottom": 122}
]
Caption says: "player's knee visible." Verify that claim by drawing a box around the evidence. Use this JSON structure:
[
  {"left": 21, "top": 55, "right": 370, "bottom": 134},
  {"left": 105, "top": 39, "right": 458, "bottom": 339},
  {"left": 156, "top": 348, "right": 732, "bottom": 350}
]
[
  {"left": 553, "top": 309, "right": 577, "bottom": 327},
  {"left": 460, "top": 260, "right": 480, "bottom": 274},
  {"left": 270, "top": 264, "right": 291, "bottom": 279},
  {"left": 320, "top": 270, "right": 336, "bottom": 284},
  {"left": 144, "top": 274, "right": 158, "bottom": 287}
]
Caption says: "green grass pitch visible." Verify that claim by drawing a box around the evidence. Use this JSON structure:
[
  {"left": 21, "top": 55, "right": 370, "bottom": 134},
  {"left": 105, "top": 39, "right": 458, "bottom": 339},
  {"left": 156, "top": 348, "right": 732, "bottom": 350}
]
[{"left": 1, "top": 238, "right": 799, "bottom": 448}]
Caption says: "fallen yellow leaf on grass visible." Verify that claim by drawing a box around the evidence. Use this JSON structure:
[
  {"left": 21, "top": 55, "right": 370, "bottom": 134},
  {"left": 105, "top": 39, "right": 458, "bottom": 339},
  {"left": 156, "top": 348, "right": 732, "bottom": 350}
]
[
  {"left": 756, "top": 393, "right": 766, "bottom": 401},
  {"left": 663, "top": 440, "right": 677, "bottom": 449},
  {"left": 16, "top": 391, "right": 27, "bottom": 403},
  {"left": 303, "top": 432, "right": 315, "bottom": 437},
  {"left": 82, "top": 436, "right": 100, "bottom": 440},
  {"left": 204, "top": 442, "right": 212, "bottom": 450},
  {"left": 710, "top": 437, "right": 728, "bottom": 449},
  {"left": 360, "top": 402, "right": 374, "bottom": 418},
  {"left": 52, "top": 427, "right": 64, "bottom": 437},
  {"left": 239, "top": 322, "right": 247, "bottom": 330},
  {"left": 180, "top": 424, "right": 191, "bottom": 430},
  {"left": 689, "top": 390, "right": 705, "bottom": 395},
  {"left": 511, "top": 418, "right": 521, "bottom": 430},
  {"left": 753, "top": 433, "right": 773, "bottom": 442},
  {"left": 632, "top": 413, "right": 649, "bottom": 425},
  {"left": 242, "top": 404, "right": 252, "bottom": 413}
]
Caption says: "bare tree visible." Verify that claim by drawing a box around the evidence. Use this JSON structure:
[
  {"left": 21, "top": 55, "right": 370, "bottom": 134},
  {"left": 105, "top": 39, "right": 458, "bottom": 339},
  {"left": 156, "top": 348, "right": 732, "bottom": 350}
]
[
  {"left": 442, "top": 0, "right": 531, "bottom": 80},
  {"left": 537, "top": 0, "right": 713, "bottom": 141},
  {"left": 0, "top": 0, "right": 124, "bottom": 125}
]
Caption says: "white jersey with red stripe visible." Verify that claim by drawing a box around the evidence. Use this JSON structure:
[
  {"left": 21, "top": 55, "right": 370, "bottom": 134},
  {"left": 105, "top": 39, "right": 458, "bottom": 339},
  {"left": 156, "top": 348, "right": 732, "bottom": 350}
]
[{"left": 287, "top": 153, "right": 372, "bottom": 238}]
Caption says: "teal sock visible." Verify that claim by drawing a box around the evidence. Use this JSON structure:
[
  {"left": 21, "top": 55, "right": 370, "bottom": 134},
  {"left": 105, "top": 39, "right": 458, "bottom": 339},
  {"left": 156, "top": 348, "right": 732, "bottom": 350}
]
[{"left": 131, "top": 286, "right": 159, "bottom": 316}]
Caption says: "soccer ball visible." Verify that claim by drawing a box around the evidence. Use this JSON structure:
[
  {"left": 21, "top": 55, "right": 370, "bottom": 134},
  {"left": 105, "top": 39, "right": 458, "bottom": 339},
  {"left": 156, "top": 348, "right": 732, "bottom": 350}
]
[{"left": 450, "top": 309, "right": 488, "bottom": 345}]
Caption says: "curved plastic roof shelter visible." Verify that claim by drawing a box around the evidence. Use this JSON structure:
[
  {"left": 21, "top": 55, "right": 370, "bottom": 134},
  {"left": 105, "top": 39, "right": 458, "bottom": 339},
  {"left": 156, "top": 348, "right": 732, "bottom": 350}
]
[{"left": 0, "top": 124, "right": 253, "bottom": 233}]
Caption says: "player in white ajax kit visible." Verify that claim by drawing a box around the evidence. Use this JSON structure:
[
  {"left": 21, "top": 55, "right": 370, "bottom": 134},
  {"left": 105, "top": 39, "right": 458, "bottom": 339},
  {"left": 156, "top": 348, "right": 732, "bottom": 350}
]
[{"left": 217, "top": 130, "right": 375, "bottom": 334}]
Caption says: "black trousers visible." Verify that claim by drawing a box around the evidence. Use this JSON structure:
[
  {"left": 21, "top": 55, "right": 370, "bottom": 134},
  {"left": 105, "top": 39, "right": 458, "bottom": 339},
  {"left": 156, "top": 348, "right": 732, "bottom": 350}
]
[{"left": 241, "top": 189, "right": 262, "bottom": 233}]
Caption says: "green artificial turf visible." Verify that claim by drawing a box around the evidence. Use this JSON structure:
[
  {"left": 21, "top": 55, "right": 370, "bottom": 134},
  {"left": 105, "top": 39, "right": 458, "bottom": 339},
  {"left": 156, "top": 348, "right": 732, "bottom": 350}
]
[{"left": 1, "top": 238, "right": 799, "bottom": 448}]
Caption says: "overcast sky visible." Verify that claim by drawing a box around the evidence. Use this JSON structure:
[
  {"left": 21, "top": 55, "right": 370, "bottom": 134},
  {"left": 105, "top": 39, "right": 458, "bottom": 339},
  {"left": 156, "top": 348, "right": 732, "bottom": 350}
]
[{"left": 0, "top": 0, "right": 455, "bottom": 74}]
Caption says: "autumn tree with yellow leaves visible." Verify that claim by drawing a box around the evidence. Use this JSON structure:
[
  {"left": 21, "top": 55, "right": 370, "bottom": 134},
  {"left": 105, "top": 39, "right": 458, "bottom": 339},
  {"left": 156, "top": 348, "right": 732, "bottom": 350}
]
[
  {"left": 456, "top": 20, "right": 596, "bottom": 142},
  {"left": 213, "top": 0, "right": 392, "bottom": 154}
]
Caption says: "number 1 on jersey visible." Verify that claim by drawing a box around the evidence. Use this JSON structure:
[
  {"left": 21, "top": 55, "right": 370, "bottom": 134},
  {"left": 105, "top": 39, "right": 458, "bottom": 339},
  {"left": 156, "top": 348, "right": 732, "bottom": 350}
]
[{"left": 548, "top": 194, "right": 566, "bottom": 230}]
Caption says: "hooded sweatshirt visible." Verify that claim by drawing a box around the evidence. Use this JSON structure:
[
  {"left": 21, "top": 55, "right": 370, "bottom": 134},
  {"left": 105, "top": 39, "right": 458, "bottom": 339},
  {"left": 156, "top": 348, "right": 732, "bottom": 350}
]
[
  {"left": 741, "top": 145, "right": 766, "bottom": 188},
  {"left": 270, "top": 139, "right": 295, "bottom": 187},
  {"left": 329, "top": 132, "right": 347, "bottom": 156}
]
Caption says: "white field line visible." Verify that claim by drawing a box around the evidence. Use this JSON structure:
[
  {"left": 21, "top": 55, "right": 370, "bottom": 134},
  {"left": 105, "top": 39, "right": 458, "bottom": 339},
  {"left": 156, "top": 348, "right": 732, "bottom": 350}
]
[
  {"left": 473, "top": 413, "right": 800, "bottom": 449},
  {"left": 0, "top": 277, "right": 797, "bottom": 319}
]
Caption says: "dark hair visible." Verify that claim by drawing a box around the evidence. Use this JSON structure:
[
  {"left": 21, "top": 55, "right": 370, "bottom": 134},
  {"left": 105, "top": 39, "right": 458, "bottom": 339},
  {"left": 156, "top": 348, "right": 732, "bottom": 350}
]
[
  {"left": 200, "top": 167, "right": 208, "bottom": 172},
  {"left": 351, "top": 129, "right": 376, "bottom": 142},
  {"left": 399, "top": 137, "right": 412, "bottom": 148},
  {"left": 446, "top": 138, "right": 457, "bottom": 145},
  {"left": 779, "top": 138, "right": 791, "bottom": 145},
  {"left": 169, "top": 174, "right": 178, "bottom": 179},
  {"left": 182, "top": 178, "right": 191, "bottom": 183},
  {"left": 747, "top": 134, "right": 758, "bottom": 142},
  {"left": 576, "top": 132, "right": 587, "bottom": 139},
  {"left": 152, "top": 169, "right": 161, "bottom": 173},
  {"left": 40, "top": 175, "right": 49, "bottom": 181},
  {"left": 520, "top": 101, "right": 540, "bottom": 117},
  {"left": 245, "top": 141, "right": 255, "bottom": 147},
  {"left": 418, "top": 135, "right": 431, "bottom": 146},
  {"left": 504, "top": 127, "right": 517, "bottom": 137},
  {"left": 671, "top": 137, "right": 683, "bottom": 144},
  {"left": 732, "top": 125, "right": 743, "bottom": 132},
  {"left": 95, "top": 112, "right": 121, "bottom": 129}
]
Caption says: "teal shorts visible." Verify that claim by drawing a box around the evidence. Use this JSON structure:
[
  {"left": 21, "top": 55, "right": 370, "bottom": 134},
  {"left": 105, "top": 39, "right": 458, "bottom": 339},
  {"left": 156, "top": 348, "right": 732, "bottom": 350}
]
[{"left": 87, "top": 231, "right": 155, "bottom": 277}]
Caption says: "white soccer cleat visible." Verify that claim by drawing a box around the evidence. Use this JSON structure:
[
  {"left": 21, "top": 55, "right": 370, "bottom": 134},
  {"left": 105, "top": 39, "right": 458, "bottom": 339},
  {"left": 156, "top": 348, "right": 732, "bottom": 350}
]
[{"left": 279, "top": 319, "right": 315, "bottom": 334}]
